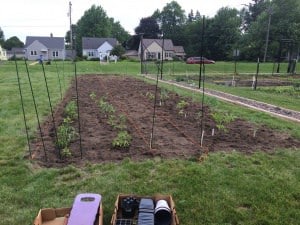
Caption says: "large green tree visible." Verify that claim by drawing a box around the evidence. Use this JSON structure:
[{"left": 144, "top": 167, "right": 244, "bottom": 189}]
[
  {"left": 75, "top": 5, "right": 111, "bottom": 55},
  {"left": 0, "top": 27, "right": 5, "bottom": 45},
  {"left": 73, "top": 5, "right": 129, "bottom": 56},
  {"left": 153, "top": 1, "right": 186, "bottom": 45},
  {"left": 110, "top": 19, "right": 130, "bottom": 44},
  {"left": 271, "top": 0, "right": 300, "bottom": 48},
  {"left": 183, "top": 17, "right": 205, "bottom": 57},
  {"left": 3, "top": 36, "right": 24, "bottom": 50},
  {"left": 241, "top": 0, "right": 268, "bottom": 31},
  {"left": 65, "top": 24, "right": 77, "bottom": 50},
  {"left": 240, "top": 0, "right": 300, "bottom": 60},
  {"left": 205, "top": 7, "right": 242, "bottom": 60},
  {"left": 134, "top": 17, "right": 161, "bottom": 39}
]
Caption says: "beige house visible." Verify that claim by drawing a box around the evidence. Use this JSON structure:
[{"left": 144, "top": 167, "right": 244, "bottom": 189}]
[
  {"left": 138, "top": 39, "right": 185, "bottom": 61},
  {"left": 0, "top": 45, "right": 7, "bottom": 60},
  {"left": 174, "top": 46, "right": 186, "bottom": 59}
]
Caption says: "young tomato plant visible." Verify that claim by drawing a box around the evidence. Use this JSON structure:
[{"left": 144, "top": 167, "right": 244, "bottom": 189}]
[
  {"left": 61, "top": 147, "right": 72, "bottom": 158},
  {"left": 176, "top": 100, "right": 189, "bottom": 118},
  {"left": 112, "top": 131, "right": 132, "bottom": 149},
  {"left": 64, "top": 100, "right": 77, "bottom": 121},
  {"left": 98, "top": 96, "right": 115, "bottom": 117},
  {"left": 146, "top": 91, "right": 155, "bottom": 101},
  {"left": 159, "top": 88, "right": 169, "bottom": 106},
  {"left": 89, "top": 92, "right": 97, "bottom": 101},
  {"left": 56, "top": 117, "right": 78, "bottom": 150},
  {"left": 211, "top": 111, "right": 236, "bottom": 133}
]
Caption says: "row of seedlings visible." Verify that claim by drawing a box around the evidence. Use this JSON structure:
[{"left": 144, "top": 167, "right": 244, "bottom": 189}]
[{"left": 90, "top": 93, "right": 132, "bottom": 149}]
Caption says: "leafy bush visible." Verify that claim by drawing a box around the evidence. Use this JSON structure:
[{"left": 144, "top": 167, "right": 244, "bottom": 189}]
[{"left": 111, "top": 45, "right": 125, "bottom": 57}]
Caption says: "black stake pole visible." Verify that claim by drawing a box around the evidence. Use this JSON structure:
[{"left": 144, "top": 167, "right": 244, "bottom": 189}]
[
  {"left": 15, "top": 59, "right": 32, "bottom": 158},
  {"left": 62, "top": 60, "right": 66, "bottom": 89},
  {"left": 160, "top": 34, "right": 164, "bottom": 80},
  {"left": 150, "top": 68, "right": 160, "bottom": 149},
  {"left": 254, "top": 57, "right": 260, "bottom": 90},
  {"left": 199, "top": 16, "right": 206, "bottom": 149},
  {"left": 54, "top": 60, "right": 63, "bottom": 100},
  {"left": 199, "top": 16, "right": 205, "bottom": 89},
  {"left": 201, "top": 64, "right": 206, "bottom": 142},
  {"left": 24, "top": 60, "right": 48, "bottom": 161},
  {"left": 150, "top": 31, "right": 165, "bottom": 149},
  {"left": 41, "top": 62, "right": 60, "bottom": 159},
  {"left": 74, "top": 62, "right": 83, "bottom": 158}
]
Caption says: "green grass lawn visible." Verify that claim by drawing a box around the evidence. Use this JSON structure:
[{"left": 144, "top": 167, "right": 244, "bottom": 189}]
[{"left": 0, "top": 60, "right": 299, "bottom": 225}]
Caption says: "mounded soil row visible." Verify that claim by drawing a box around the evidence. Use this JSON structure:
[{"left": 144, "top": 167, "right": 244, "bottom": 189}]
[{"left": 30, "top": 75, "right": 300, "bottom": 167}]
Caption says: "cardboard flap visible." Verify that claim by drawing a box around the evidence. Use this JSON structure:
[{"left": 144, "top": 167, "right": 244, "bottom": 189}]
[{"left": 41, "top": 208, "right": 57, "bottom": 221}]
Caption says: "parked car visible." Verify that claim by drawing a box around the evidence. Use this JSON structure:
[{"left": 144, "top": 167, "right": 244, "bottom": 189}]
[{"left": 186, "top": 56, "right": 215, "bottom": 64}]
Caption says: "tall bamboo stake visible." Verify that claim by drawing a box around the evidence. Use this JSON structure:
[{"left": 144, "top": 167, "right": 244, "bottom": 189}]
[
  {"left": 74, "top": 62, "right": 83, "bottom": 158},
  {"left": 25, "top": 60, "right": 48, "bottom": 161},
  {"left": 54, "top": 60, "right": 63, "bottom": 100},
  {"left": 15, "top": 59, "right": 32, "bottom": 158},
  {"left": 41, "top": 62, "right": 60, "bottom": 159}
]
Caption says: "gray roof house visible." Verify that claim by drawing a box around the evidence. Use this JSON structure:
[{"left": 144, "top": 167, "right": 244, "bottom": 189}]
[
  {"left": 24, "top": 35, "right": 65, "bottom": 60},
  {"left": 82, "top": 37, "right": 118, "bottom": 60},
  {"left": 138, "top": 39, "right": 185, "bottom": 61}
]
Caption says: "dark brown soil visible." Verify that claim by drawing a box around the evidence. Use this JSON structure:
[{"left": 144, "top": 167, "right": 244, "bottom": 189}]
[{"left": 30, "top": 75, "right": 300, "bottom": 167}]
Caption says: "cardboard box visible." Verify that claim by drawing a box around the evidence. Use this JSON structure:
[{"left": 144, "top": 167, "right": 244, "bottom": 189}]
[
  {"left": 110, "top": 194, "right": 179, "bottom": 225},
  {"left": 34, "top": 204, "right": 103, "bottom": 225}
]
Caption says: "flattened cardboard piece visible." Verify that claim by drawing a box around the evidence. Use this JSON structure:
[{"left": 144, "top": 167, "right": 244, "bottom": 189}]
[{"left": 111, "top": 194, "right": 179, "bottom": 225}]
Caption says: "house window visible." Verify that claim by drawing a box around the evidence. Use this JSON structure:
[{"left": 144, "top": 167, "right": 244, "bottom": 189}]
[
  {"left": 165, "top": 52, "right": 172, "bottom": 58},
  {"left": 30, "top": 50, "right": 37, "bottom": 56},
  {"left": 88, "top": 51, "right": 94, "bottom": 57},
  {"left": 146, "top": 52, "right": 156, "bottom": 59},
  {"left": 52, "top": 51, "right": 58, "bottom": 57}
]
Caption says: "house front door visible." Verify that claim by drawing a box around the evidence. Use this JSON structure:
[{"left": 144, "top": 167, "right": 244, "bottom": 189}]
[{"left": 158, "top": 52, "right": 161, "bottom": 60}]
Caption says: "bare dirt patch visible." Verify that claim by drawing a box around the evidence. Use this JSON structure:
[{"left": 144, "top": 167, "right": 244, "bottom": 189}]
[{"left": 30, "top": 75, "right": 300, "bottom": 167}]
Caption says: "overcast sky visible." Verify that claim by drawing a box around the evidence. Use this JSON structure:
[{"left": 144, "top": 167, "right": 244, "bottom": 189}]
[{"left": 1, "top": 0, "right": 251, "bottom": 43}]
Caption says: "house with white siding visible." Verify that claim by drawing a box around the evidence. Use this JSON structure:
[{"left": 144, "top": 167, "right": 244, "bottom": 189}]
[
  {"left": 24, "top": 35, "right": 65, "bottom": 60},
  {"left": 0, "top": 45, "right": 7, "bottom": 60},
  {"left": 82, "top": 37, "right": 118, "bottom": 60}
]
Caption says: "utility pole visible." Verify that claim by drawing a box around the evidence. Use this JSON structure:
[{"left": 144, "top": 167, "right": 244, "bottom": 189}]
[
  {"left": 69, "top": 1, "right": 73, "bottom": 56},
  {"left": 263, "top": 5, "right": 272, "bottom": 62}
]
